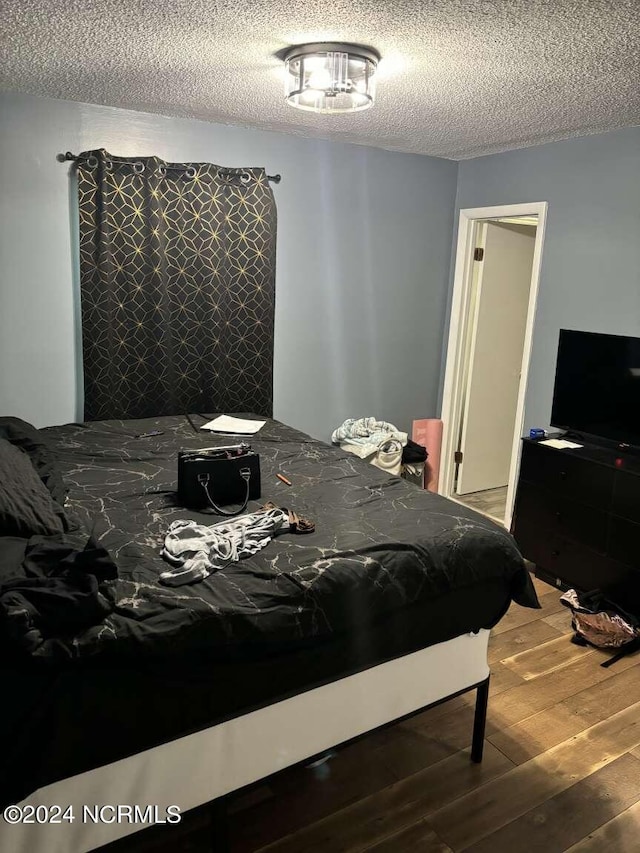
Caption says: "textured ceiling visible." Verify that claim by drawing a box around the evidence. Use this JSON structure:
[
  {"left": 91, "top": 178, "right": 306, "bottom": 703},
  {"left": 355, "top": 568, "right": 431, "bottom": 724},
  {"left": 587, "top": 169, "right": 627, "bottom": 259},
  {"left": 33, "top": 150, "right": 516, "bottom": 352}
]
[{"left": 1, "top": 0, "right": 639, "bottom": 159}]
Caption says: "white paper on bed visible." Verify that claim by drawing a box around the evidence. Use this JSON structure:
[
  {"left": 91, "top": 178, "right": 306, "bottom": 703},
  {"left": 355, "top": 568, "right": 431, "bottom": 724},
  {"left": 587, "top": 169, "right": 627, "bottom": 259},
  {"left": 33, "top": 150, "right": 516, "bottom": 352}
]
[{"left": 200, "top": 415, "right": 266, "bottom": 434}]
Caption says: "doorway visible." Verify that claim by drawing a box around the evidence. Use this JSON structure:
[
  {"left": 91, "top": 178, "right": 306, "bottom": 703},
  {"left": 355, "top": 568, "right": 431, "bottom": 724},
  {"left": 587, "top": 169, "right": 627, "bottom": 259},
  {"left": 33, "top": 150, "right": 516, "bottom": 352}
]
[{"left": 440, "top": 202, "right": 548, "bottom": 528}]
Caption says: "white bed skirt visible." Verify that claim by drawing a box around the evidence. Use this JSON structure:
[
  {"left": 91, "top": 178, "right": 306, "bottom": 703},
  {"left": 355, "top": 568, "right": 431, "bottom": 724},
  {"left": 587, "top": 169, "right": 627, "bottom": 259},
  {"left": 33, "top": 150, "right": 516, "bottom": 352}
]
[{"left": 1, "top": 630, "right": 490, "bottom": 853}]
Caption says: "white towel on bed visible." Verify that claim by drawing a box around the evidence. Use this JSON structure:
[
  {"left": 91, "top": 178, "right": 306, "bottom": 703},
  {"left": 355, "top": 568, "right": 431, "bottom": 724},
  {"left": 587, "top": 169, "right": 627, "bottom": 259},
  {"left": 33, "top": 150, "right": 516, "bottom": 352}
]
[{"left": 160, "top": 506, "right": 290, "bottom": 586}]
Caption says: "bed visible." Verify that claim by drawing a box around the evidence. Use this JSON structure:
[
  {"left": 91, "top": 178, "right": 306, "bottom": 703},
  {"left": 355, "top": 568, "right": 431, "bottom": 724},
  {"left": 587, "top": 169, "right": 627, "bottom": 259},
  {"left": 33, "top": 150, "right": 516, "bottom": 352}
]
[{"left": 0, "top": 414, "right": 538, "bottom": 852}]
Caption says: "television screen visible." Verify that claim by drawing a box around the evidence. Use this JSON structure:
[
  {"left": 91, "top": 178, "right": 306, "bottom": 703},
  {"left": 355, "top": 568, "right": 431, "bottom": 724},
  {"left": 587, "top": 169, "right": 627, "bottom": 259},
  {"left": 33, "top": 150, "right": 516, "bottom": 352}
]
[{"left": 551, "top": 329, "right": 640, "bottom": 447}]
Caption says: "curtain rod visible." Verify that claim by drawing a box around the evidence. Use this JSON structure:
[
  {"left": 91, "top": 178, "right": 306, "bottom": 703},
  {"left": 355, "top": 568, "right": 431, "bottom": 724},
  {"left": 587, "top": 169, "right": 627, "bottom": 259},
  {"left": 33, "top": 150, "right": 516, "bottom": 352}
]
[{"left": 57, "top": 152, "right": 281, "bottom": 184}]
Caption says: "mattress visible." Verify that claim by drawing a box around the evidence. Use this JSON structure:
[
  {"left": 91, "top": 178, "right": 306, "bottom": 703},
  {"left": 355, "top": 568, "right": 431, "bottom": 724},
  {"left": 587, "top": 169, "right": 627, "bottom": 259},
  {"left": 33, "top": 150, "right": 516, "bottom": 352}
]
[{"left": 0, "top": 414, "right": 538, "bottom": 808}]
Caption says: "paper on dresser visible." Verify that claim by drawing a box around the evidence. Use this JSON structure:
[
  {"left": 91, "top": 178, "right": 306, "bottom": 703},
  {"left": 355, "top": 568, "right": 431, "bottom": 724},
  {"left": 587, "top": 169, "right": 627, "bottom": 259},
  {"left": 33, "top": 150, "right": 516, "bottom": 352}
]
[
  {"left": 200, "top": 415, "right": 266, "bottom": 434},
  {"left": 540, "top": 438, "right": 583, "bottom": 449}
]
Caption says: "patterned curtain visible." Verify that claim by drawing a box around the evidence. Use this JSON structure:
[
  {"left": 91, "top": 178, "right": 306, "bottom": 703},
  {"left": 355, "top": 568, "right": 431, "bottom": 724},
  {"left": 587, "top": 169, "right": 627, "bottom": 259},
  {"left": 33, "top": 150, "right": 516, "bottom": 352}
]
[{"left": 76, "top": 149, "right": 277, "bottom": 421}]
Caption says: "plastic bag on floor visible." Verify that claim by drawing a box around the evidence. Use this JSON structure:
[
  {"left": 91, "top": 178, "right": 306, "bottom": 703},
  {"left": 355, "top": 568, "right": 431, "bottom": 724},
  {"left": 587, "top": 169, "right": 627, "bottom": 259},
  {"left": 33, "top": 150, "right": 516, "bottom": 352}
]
[{"left": 560, "top": 587, "right": 640, "bottom": 668}]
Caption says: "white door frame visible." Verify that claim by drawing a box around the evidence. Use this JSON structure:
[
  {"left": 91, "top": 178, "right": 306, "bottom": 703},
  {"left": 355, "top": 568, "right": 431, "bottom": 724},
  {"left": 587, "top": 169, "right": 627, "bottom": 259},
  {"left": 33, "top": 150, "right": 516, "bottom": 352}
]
[{"left": 440, "top": 201, "right": 548, "bottom": 528}]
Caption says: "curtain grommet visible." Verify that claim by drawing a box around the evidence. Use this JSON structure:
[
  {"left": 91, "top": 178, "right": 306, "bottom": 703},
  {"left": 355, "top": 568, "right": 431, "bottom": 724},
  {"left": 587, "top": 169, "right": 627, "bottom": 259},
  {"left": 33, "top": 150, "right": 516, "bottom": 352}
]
[
  {"left": 158, "top": 165, "right": 167, "bottom": 177},
  {"left": 133, "top": 161, "right": 145, "bottom": 174},
  {"left": 185, "top": 167, "right": 196, "bottom": 179},
  {"left": 104, "top": 159, "right": 113, "bottom": 171},
  {"left": 240, "top": 172, "right": 251, "bottom": 185},
  {"left": 86, "top": 155, "right": 99, "bottom": 169}
]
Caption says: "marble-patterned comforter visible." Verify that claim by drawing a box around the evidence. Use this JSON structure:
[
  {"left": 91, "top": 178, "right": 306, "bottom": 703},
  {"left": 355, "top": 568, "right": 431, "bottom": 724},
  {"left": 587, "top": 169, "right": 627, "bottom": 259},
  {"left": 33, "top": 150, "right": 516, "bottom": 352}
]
[{"left": 23, "top": 414, "right": 537, "bottom": 661}]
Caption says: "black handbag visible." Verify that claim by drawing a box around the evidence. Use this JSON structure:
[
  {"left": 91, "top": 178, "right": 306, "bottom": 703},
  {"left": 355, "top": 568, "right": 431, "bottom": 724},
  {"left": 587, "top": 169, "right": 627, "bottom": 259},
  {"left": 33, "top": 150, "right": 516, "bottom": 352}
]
[{"left": 177, "top": 443, "right": 261, "bottom": 516}]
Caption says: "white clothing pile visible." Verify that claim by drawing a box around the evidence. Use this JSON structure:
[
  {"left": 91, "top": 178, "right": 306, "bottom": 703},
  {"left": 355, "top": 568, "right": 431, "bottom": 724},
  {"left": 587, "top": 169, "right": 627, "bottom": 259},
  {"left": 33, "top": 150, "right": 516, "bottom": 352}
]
[
  {"left": 331, "top": 417, "right": 408, "bottom": 476},
  {"left": 160, "top": 506, "right": 290, "bottom": 586}
]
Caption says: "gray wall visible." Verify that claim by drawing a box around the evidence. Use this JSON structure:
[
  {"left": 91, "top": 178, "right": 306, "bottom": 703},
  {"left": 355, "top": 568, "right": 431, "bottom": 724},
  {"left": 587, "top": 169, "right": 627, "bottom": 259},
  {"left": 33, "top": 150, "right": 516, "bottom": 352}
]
[
  {"left": 452, "top": 127, "right": 640, "bottom": 432},
  {"left": 0, "top": 92, "right": 458, "bottom": 440}
]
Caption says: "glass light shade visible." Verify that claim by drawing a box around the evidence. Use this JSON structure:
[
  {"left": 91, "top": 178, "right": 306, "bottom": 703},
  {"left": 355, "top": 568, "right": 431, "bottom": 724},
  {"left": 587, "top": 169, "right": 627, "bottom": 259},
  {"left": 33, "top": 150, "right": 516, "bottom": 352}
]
[{"left": 284, "top": 43, "right": 380, "bottom": 113}]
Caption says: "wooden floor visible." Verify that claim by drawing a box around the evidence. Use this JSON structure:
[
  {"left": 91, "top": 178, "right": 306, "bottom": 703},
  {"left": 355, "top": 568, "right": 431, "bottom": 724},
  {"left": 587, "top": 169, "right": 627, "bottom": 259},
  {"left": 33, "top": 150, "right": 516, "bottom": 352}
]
[
  {"left": 455, "top": 486, "right": 508, "bottom": 523},
  {"left": 113, "top": 575, "right": 640, "bottom": 853}
]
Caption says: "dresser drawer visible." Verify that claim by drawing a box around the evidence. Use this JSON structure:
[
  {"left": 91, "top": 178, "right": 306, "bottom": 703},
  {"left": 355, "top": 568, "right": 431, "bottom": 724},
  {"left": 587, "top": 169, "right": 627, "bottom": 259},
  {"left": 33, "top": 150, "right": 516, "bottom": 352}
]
[
  {"left": 612, "top": 470, "right": 640, "bottom": 523},
  {"left": 519, "top": 442, "right": 614, "bottom": 509},
  {"left": 513, "top": 482, "right": 608, "bottom": 553},
  {"left": 608, "top": 516, "right": 640, "bottom": 567},
  {"left": 514, "top": 523, "right": 630, "bottom": 592}
]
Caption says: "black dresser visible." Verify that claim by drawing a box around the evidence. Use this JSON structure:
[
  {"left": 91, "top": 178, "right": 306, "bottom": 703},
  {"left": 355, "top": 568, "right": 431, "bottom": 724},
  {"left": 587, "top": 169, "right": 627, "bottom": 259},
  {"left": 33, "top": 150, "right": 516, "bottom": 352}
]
[{"left": 511, "top": 438, "right": 640, "bottom": 593}]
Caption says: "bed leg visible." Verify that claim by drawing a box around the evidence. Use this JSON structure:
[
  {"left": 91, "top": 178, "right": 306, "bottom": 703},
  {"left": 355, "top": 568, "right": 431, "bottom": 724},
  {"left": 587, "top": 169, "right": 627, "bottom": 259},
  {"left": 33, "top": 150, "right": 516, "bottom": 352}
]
[
  {"left": 471, "top": 675, "right": 490, "bottom": 763},
  {"left": 209, "top": 796, "right": 230, "bottom": 852}
]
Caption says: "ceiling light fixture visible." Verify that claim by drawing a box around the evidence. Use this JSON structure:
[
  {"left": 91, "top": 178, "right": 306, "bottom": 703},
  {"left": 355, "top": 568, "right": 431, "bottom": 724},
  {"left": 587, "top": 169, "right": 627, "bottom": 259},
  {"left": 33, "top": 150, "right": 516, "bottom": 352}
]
[{"left": 283, "top": 43, "right": 381, "bottom": 114}]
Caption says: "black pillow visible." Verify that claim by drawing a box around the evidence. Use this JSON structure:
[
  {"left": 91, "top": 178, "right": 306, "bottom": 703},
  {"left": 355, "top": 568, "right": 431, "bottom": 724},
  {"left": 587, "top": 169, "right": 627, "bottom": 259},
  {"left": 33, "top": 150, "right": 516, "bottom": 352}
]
[
  {"left": 0, "top": 439, "right": 67, "bottom": 537},
  {"left": 0, "top": 417, "right": 67, "bottom": 505}
]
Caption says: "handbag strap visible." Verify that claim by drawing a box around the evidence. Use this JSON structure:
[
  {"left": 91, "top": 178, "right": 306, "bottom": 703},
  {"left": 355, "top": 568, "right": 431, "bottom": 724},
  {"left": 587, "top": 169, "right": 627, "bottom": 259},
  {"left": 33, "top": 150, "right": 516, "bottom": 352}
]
[{"left": 197, "top": 467, "right": 252, "bottom": 517}]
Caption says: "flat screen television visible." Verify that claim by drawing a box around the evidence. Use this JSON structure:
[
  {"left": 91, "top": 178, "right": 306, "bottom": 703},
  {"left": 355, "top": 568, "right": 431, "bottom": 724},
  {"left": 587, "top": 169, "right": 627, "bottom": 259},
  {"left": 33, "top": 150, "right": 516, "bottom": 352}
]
[{"left": 551, "top": 329, "right": 640, "bottom": 449}]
